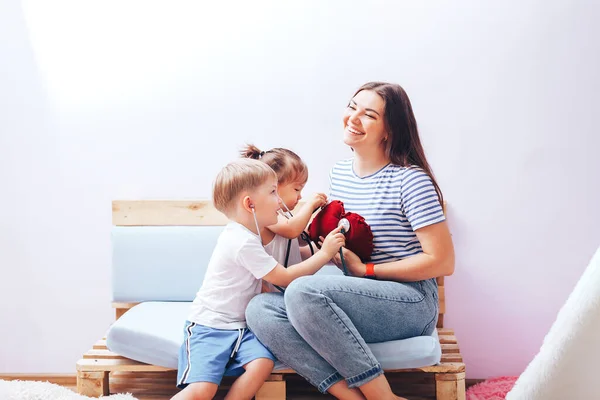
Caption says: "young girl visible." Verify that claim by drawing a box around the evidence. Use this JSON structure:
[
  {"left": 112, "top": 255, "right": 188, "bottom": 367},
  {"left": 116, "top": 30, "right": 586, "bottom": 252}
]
[{"left": 241, "top": 145, "right": 326, "bottom": 289}]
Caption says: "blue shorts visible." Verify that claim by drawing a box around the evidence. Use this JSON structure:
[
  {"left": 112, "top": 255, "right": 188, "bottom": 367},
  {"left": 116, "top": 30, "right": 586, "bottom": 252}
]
[{"left": 176, "top": 321, "right": 276, "bottom": 388}]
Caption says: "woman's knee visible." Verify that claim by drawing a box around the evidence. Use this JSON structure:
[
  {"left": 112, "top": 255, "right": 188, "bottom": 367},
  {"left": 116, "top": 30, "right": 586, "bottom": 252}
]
[
  {"left": 246, "top": 293, "right": 283, "bottom": 333},
  {"left": 245, "top": 294, "right": 268, "bottom": 332},
  {"left": 285, "top": 276, "right": 315, "bottom": 301},
  {"left": 285, "top": 276, "right": 324, "bottom": 319}
]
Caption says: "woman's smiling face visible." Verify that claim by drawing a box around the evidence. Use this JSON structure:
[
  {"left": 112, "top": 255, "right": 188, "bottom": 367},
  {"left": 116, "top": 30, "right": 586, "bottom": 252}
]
[{"left": 343, "top": 89, "right": 387, "bottom": 151}]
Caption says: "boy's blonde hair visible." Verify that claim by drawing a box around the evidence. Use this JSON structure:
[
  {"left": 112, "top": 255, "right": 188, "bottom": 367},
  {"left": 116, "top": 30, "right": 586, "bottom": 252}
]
[
  {"left": 213, "top": 159, "right": 277, "bottom": 216},
  {"left": 240, "top": 144, "right": 308, "bottom": 185}
]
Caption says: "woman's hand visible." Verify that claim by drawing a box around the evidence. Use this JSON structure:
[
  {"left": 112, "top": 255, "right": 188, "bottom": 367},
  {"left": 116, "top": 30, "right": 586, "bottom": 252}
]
[{"left": 320, "top": 237, "right": 366, "bottom": 277}]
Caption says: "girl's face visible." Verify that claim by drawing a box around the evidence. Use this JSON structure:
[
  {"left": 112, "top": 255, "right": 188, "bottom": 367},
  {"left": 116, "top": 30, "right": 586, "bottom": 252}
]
[
  {"left": 343, "top": 90, "right": 387, "bottom": 151},
  {"left": 277, "top": 180, "right": 306, "bottom": 212}
]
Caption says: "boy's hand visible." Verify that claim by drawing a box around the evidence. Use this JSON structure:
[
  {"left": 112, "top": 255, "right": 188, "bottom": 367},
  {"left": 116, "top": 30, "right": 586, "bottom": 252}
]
[
  {"left": 319, "top": 225, "right": 345, "bottom": 258},
  {"left": 307, "top": 193, "right": 327, "bottom": 211}
]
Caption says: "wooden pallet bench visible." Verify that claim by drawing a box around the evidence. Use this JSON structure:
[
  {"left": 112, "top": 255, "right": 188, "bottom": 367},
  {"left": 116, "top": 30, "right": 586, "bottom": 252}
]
[{"left": 76, "top": 200, "right": 466, "bottom": 399}]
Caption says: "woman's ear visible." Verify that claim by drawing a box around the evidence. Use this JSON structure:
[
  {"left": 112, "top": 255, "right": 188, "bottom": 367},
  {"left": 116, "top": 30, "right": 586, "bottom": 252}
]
[{"left": 383, "top": 128, "right": 391, "bottom": 142}]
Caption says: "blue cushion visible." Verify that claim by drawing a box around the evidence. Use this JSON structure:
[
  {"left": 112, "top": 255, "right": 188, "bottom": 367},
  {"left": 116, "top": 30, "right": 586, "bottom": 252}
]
[
  {"left": 113, "top": 226, "right": 346, "bottom": 302},
  {"left": 106, "top": 302, "right": 441, "bottom": 370},
  {"left": 112, "top": 226, "right": 224, "bottom": 302}
]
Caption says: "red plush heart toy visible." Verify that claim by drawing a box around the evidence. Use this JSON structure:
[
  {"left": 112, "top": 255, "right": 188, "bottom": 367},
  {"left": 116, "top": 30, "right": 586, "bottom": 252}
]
[{"left": 308, "top": 200, "right": 374, "bottom": 262}]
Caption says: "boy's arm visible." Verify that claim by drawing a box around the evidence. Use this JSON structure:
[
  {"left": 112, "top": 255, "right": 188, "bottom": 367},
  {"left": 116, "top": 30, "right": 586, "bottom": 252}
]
[
  {"left": 262, "top": 252, "right": 330, "bottom": 287},
  {"left": 262, "top": 225, "right": 343, "bottom": 287},
  {"left": 299, "top": 242, "right": 318, "bottom": 261},
  {"left": 268, "top": 193, "right": 326, "bottom": 239}
]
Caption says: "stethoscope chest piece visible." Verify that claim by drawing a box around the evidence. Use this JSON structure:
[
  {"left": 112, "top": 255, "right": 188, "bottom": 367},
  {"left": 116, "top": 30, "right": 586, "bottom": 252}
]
[{"left": 338, "top": 218, "right": 351, "bottom": 234}]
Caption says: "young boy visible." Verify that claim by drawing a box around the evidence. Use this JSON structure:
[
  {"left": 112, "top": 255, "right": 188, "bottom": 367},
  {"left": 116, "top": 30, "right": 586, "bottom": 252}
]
[{"left": 173, "top": 159, "right": 345, "bottom": 400}]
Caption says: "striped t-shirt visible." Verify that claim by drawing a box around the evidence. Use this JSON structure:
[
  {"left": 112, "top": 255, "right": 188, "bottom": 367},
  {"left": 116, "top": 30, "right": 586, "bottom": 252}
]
[{"left": 329, "top": 159, "right": 445, "bottom": 264}]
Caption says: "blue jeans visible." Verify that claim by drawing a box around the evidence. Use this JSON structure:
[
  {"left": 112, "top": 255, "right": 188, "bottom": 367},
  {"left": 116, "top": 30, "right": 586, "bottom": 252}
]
[{"left": 246, "top": 275, "right": 438, "bottom": 393}]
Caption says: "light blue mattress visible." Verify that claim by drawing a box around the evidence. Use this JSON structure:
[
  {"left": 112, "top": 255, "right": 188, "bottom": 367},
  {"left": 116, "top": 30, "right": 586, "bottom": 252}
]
[{"left": 106, "top": 301, "right": 441, "bottom": 371}]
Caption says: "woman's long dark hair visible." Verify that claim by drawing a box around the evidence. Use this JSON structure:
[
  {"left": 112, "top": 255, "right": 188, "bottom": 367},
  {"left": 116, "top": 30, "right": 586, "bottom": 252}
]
[{"left": 354, "top": 82, "right": 443, "bottom": 206}]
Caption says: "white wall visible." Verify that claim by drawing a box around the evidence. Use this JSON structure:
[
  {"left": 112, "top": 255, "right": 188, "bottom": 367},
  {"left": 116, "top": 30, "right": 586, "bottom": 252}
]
[{"left": 1, "top": 0, "right": 599, "bottom": 378}]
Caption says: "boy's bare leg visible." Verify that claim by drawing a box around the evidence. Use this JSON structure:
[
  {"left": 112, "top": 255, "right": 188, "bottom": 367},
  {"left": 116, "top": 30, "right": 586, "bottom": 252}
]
[
  {"left": 328, "top": 380, "right": 367, "bottom": 399},
  {"left": 224, "top": 358, "right": 274, "bottom": 400},
  {"left": 358, "top": 375, "right": 407, "bottom": 400},
  {"left": 171, "top": 382, "right": 218, "bottom": 400}
]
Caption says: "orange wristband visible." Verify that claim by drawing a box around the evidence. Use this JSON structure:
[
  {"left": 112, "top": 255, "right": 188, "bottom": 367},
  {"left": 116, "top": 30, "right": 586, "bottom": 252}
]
[{"left": 364, "top": 263, "right": 376, "bottom": 279}]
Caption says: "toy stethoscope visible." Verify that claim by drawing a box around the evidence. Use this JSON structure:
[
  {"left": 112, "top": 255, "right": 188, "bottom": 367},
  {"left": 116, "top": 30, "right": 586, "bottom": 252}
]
[
  {"left": 251, "top": 200, "right": 350, "bottom": 293},
  {"left": 277, "top": 202, "right": 350, "bottom": 291}
]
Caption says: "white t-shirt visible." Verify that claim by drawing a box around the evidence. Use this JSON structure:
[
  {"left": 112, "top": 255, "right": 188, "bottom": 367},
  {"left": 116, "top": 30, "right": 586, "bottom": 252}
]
[
  {"left": 265, "top": 234, "right": 303, "bottom": 268},
  {"left": 263, "top": 234, "right": 303, "bottom": 292},
  {"left": 187, "top": 222, "right": 278, "bottom": 329}
]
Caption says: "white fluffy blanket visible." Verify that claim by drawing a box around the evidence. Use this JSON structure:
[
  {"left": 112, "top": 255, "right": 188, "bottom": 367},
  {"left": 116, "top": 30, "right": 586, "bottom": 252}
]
[
  {"left": 506, "top": 246, "right": 600, "bottom": 400},
  {"left": 0, "top": 379, "right": 138, "bottom": 400}
]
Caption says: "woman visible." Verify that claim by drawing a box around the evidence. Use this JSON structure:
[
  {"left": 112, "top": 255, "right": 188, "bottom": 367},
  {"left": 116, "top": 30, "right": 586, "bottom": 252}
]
[{"left": 246, "top": 82, "right": 455, "bottom": 400}]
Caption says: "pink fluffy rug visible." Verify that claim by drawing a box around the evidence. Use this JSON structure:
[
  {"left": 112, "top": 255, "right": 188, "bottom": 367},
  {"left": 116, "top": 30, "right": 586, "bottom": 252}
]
[{"left": 466, "top": 376, "right": 518, "bottom": 400}]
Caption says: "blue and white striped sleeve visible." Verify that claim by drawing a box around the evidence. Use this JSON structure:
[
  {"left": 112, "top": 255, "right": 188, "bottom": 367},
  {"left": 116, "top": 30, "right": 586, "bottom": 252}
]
[
  {"left": 400, "top": 168, "right": 445, "bottom": 231},
  {"left": 328, "top": 167, "right": 333, "bottom": 197}
]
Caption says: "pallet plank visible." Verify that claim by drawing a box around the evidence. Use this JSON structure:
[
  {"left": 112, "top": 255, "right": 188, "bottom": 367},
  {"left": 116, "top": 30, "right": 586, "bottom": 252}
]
[
  {"left": 439, "top": 335, "right": 458, "bottom": 344},
  {"left": 92, "top": 340, "right": 107, "bottom": 350},
  {"left": 77, "top": 358, "right": 174, "bottom": 373},
  {"left": 441, "top": 344, "right": 460, "bottom": 354},
  {"left": 84, "top": 349, "right": 126, "bottom": 360}
]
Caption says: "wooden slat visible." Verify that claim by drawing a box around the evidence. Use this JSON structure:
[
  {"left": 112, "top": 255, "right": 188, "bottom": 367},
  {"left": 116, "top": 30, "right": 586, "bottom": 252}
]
[
  {"left": 382, "top": 362, "right": 465, "bottom": 374},
  {"left": 439, "top": 335, "right": 457, "bottom": 345},
  {"left": 256, "top": 380, "right": 286, "bottom": 399},
  {"left": 112, "top": 302, "right": 139, "bottom": 310},
  {"left": 77, "top": 358, "right": 174, "bottom": 373},
  {"left": 441, "top": 344, "right": 460, "bottom": 354},
  {"left": 438, "top": 286, "right": 445, "bottom": 314},
  {"left": 437, "top": 328, "right": 454, "bottom": 336},
  {"left": 113, "top": 302, "right": 140, "bottom": 320},
  {"left": 84, "top": 349, "right": 126, "bottom": 360},
  {"left": 93, "top": 339, "right": 107, "bottom": 350},
  {"left": 110, "top": 370, "right": 178, "bottom": 379},
  {"left": 112, "top": 200, "right": 228, "bottom": 226},
  {"left": 276, "top": 362, "right": 465, "bottom": 375},
  {"left": 436, "top": 314, "right": 444, "bottom": 329},
  {"left": 112, "top": 200, "right": 314, "bottom": 227},
  {"left": 441, "top": 354, "right": 463, "bottom": 363},
  {"left": 437, "top": 282, "right": 445, "bottom": 328}
]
